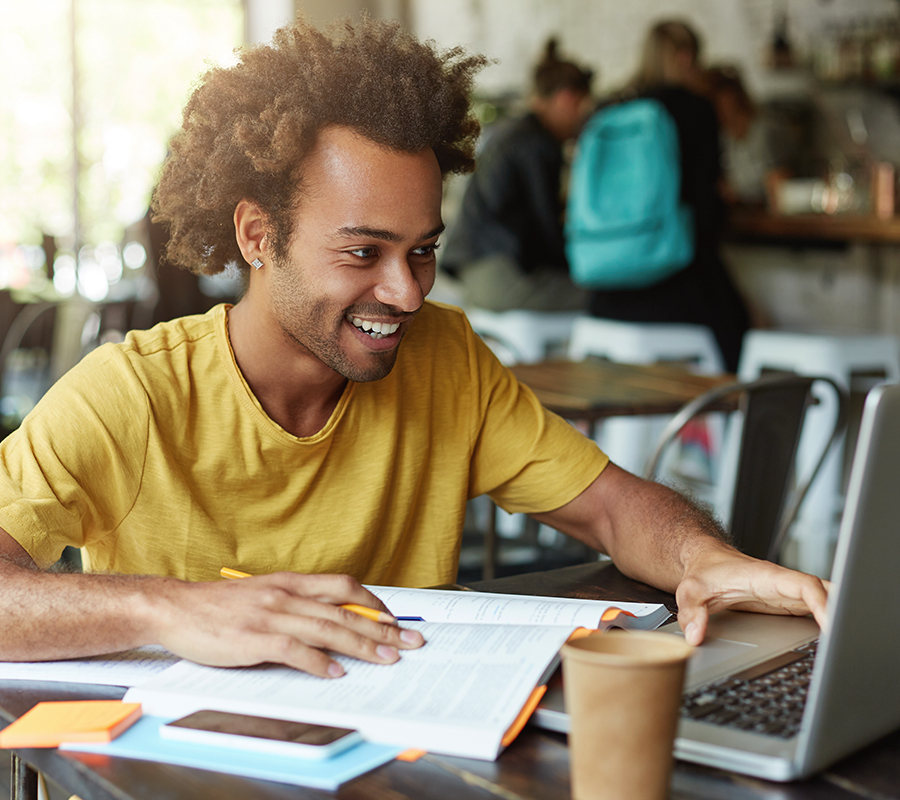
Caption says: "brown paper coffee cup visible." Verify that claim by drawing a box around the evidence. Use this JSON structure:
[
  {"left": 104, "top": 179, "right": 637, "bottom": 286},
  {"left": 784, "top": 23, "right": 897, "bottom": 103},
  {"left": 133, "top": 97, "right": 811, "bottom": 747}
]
[{"left": 561, "top": 630, "right": 694, "bottom": 800}]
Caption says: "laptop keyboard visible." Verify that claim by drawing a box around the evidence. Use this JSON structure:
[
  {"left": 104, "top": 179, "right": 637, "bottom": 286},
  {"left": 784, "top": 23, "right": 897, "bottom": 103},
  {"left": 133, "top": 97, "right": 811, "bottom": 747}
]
[{"left": 681, "top": 641, "right": 818, "bottom": 739}]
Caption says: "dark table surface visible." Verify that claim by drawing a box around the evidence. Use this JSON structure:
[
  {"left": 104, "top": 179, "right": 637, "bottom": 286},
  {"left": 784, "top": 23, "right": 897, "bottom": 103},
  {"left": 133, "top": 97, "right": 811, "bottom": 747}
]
[{"left": 3, "top": 562, "right": 900, "bottom": 800}]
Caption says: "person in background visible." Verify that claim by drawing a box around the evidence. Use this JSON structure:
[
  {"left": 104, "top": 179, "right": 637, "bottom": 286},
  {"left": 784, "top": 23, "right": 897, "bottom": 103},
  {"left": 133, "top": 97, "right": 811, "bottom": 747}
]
[
  {"left": 442, "top": 39, "right": 592, "bottom": 312},
  {"left": 587, "top": 21, "right": 752, "bottom": 372},
  {"left": 705, "top": 64, "right": 789, "bottom": 225},
  {"left": 704, "top": 64, "right": 765, "bottom": 205},
  {"left": 705, "top": 65, "right": 756, "bottom": 145}
]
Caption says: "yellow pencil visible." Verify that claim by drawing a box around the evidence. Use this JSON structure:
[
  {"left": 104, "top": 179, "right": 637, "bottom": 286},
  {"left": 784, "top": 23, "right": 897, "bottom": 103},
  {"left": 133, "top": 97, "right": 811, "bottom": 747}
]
[
  {"left": 219, "top": 567, "right": 251, "bottom": 580},
  {"left": 339, "top": 603, "right": 396, "bottom": 623},
  {"left": 219, "top": 568, "right": 396, "bottom": 623}
]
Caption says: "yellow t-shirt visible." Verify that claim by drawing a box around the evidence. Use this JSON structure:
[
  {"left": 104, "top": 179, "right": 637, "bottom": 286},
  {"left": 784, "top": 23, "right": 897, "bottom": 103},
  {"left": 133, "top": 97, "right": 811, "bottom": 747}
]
[{"left": 0, "top": 302, "right": 608, "bottom": 587}]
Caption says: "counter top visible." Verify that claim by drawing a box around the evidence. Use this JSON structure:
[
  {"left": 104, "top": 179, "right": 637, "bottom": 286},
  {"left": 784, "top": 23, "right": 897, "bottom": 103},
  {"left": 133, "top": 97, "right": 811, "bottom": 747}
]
[{"left": 728, "top": 207, "right": 900, "bottom": 244}]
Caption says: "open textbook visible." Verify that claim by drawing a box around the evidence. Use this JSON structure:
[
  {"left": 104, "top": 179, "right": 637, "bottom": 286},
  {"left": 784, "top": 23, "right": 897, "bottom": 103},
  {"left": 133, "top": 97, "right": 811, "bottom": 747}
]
[
  {"left": 124, "top": 589, "right": 670, "bottom": 760},
  {"left": 366, "top": 586, "right": 671, "bottom": 629}
]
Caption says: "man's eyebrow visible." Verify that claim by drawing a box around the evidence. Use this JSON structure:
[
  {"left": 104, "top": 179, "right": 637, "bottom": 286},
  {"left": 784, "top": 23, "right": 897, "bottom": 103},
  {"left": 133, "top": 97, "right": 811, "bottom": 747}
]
[
  {"left": 335, "top": 224, "right": 445, "bottom": 242},
  {"left": 422, "top": 224, "right": 446, "bottom": 239}
]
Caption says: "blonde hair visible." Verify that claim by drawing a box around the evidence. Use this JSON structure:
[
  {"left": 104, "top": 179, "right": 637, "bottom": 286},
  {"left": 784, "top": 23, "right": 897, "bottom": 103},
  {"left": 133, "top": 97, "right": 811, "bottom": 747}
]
[{"left": 630, "top": 20, "right": 701, "bottom": 93}]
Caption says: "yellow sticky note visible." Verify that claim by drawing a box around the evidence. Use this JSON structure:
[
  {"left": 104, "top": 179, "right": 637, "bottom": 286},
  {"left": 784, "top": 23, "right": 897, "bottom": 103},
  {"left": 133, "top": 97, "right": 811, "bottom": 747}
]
[{"left": 0, "top": 701, "right": 142, "bottom": 748}]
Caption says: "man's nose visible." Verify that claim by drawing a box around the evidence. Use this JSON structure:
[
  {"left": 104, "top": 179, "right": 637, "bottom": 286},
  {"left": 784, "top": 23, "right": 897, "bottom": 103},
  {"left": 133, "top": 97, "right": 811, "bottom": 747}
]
[{"left": 374, "top": 258, "right": 427, "bottom": 312}]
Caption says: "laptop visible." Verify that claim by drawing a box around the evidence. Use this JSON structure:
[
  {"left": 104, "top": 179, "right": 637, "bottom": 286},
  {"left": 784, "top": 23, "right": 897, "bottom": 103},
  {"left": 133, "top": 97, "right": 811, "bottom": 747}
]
[{"left": 533, "top": 382, "right": 900, "bottom": 781}]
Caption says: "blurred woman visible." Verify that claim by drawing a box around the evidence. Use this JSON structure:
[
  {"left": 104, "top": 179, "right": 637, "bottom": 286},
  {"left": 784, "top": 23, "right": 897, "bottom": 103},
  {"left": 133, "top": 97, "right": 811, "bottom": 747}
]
[{"left": 587, "top": 21, "right": 751, "bottom": 372}]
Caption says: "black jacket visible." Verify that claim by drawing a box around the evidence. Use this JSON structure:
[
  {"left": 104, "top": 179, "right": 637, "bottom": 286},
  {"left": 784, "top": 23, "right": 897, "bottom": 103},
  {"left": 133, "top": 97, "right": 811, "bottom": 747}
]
[{"left": 443, "top": 112, "right": 567, "bottom": 276}]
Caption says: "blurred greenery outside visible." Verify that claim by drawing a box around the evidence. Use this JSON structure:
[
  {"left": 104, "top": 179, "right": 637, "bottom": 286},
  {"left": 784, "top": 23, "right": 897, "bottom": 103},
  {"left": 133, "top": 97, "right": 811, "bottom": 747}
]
[{"left": 0, "top": 0, "right": 244, "bottom": 301}]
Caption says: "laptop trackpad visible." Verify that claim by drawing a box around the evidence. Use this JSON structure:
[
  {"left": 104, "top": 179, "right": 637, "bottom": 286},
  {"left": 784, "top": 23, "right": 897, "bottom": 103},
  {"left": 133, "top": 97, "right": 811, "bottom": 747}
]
[
  {"left": 655, "top": 623, "right": 756, "bottom": 689},
  {"left": 691, "top": 635, "right": 755, "bottom": 670},
  {"left": 661, "top": 612, "right": 819, "bottom": 691}
]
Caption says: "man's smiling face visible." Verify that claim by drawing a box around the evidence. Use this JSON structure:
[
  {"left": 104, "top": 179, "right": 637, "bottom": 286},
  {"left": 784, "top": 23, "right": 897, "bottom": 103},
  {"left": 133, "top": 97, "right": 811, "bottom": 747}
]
[{"left": 265, "top": 125, "right": 444, "bottom": 383}]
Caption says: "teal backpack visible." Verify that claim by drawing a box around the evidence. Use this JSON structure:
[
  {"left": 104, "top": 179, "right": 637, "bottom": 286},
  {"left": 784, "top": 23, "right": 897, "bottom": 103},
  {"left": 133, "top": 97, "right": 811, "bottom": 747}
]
[{"left": 565, "top": 98, "right": 694, "bottom": 289}]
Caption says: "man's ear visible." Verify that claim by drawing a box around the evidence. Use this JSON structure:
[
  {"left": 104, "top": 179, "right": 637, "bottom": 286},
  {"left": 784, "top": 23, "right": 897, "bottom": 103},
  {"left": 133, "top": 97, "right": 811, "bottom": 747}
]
[{"left": 234, "top": 200, "right": 270, "bottom": 267}]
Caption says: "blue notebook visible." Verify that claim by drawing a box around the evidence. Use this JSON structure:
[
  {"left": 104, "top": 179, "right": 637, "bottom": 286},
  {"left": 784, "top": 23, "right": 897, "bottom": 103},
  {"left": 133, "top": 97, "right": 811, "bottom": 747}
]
[{"left": 60, "top": 716, "right": 402, "bottom": 790}]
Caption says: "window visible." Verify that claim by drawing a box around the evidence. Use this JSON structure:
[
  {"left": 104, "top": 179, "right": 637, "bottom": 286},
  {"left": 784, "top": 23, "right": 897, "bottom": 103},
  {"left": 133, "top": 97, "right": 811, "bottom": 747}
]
[{"left": 0, "top": 0, "right": 245, "bottom": 300}]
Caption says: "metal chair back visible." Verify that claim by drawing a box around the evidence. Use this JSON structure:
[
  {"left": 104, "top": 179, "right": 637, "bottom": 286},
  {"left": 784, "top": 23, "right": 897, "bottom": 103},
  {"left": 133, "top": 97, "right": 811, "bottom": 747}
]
[{"left": 644, "top": 373, "right": 847, "bottom": 562}]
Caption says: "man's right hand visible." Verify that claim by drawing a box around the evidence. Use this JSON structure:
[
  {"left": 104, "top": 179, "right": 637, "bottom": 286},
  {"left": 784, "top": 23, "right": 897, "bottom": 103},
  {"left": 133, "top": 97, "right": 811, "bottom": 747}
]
[{"left": 149, "top": 571, "right": 425, "bottom": 678}]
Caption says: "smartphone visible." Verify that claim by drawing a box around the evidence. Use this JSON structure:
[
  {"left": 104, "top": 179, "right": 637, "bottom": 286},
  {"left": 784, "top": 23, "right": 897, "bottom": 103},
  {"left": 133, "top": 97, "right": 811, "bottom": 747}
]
[{"left": 159, "top": 710, "right": 361, "bottom": 759}]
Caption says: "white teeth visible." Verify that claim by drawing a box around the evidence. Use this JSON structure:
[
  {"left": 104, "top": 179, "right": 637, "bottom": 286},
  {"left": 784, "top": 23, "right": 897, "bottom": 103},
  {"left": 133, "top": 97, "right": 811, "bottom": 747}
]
[{"left": 349, "top": 316, "right": 400, "bottom": 338}]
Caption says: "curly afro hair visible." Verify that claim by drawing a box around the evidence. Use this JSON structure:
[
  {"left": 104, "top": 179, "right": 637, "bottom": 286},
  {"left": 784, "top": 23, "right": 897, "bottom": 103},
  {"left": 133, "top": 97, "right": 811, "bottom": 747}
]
[{"left": 152, "top": 16, "right": 488, "bottom": 276}]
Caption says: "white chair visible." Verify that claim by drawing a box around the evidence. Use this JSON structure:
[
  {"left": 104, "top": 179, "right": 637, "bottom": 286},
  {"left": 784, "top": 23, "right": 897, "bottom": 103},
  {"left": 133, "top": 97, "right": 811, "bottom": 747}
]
[
  {"left": 567, "top": 317, "right": 724, "bottom": 477},
  {"left": 466, "top": 308, "right": 586, "bottom": 365},
  {"left": 735, "top": 329, "right": 900, "bottom": 577},
  {"left": 568, "top": 317, "right": 723, "bottom": 372}
]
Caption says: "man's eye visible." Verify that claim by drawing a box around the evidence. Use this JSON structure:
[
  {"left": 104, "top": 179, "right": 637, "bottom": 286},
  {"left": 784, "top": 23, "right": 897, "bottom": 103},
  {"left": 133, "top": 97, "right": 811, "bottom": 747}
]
[
  {"left": 413, "top": 242, "right": 440, "bottom": 257},
  {"left": 349, "top": 247, "right": 377, "bottom": 259}
]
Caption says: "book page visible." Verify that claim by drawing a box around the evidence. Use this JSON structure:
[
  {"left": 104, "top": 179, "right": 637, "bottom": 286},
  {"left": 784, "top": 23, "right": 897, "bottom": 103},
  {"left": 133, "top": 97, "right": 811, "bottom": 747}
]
[
  {"left": 0, "top": 645, "right": 179, "bottom": 687},
  {"left": 125, "top": 622, "right": 573, "bottom": 760},
  {"left": 367, "top": 586, "right": 669, "bottom": 629}
]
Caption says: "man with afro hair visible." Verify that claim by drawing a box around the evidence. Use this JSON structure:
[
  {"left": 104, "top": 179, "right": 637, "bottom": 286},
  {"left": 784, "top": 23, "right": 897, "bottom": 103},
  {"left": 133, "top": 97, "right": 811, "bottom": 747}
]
[{"left": 0, "top": 17, "right": 827, "bottom": 678}]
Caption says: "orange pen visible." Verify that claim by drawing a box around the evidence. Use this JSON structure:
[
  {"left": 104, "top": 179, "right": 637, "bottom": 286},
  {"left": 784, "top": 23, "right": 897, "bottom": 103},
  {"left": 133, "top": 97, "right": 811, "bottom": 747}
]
[{"left": 218, "top": 568, "right": 396, "bottom": 623}]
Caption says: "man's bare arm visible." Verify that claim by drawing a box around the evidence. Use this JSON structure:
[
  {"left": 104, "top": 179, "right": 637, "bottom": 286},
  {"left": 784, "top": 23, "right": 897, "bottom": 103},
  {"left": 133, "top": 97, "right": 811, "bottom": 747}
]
[
  {"left": 533, "top": 463, "right": 829, "bottom": 645},
  {"left": 0, "top": 528, "right": 423, "bottom": 678}
]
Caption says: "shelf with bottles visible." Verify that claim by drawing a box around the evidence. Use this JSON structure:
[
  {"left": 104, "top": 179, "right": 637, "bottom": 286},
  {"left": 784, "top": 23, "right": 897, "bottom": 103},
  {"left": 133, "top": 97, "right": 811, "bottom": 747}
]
[{"left": 811, "top": 16, "right": 900, "bottom": 89}]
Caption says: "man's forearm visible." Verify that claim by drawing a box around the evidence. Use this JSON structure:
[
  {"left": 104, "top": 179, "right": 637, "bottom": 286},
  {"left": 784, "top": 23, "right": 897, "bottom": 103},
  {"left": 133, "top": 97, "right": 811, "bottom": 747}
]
[
  {"left": 0, "top": 558, "right": 166, "bottom": 661},
  {"left": 536, "top": 463, "right": 830, "bottom": 646},
  {"left": 533, "top": 462, "right": 733, "bottom": 593},
  {"left": 599, "top": 474, "right": 733, "bottom": 593},
  {"left": 0, "top": 528, "right": 159, "bottom": 660}
]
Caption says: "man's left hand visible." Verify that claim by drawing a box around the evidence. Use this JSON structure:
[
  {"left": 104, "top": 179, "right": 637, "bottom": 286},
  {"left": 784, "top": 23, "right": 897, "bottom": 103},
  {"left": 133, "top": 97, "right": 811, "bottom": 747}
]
[{"left": 674, "top": 540, "right": 830, "bottom": 646}]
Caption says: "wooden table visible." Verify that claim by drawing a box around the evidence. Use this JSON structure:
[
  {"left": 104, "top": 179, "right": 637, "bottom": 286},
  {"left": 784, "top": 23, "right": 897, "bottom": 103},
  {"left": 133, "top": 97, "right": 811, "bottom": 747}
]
[
  {"left": 511, "top": 358, "right": 737, "bottom": 431},
  {"left": 5, "top": 562, "right": 899, "bottom": 800}
]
